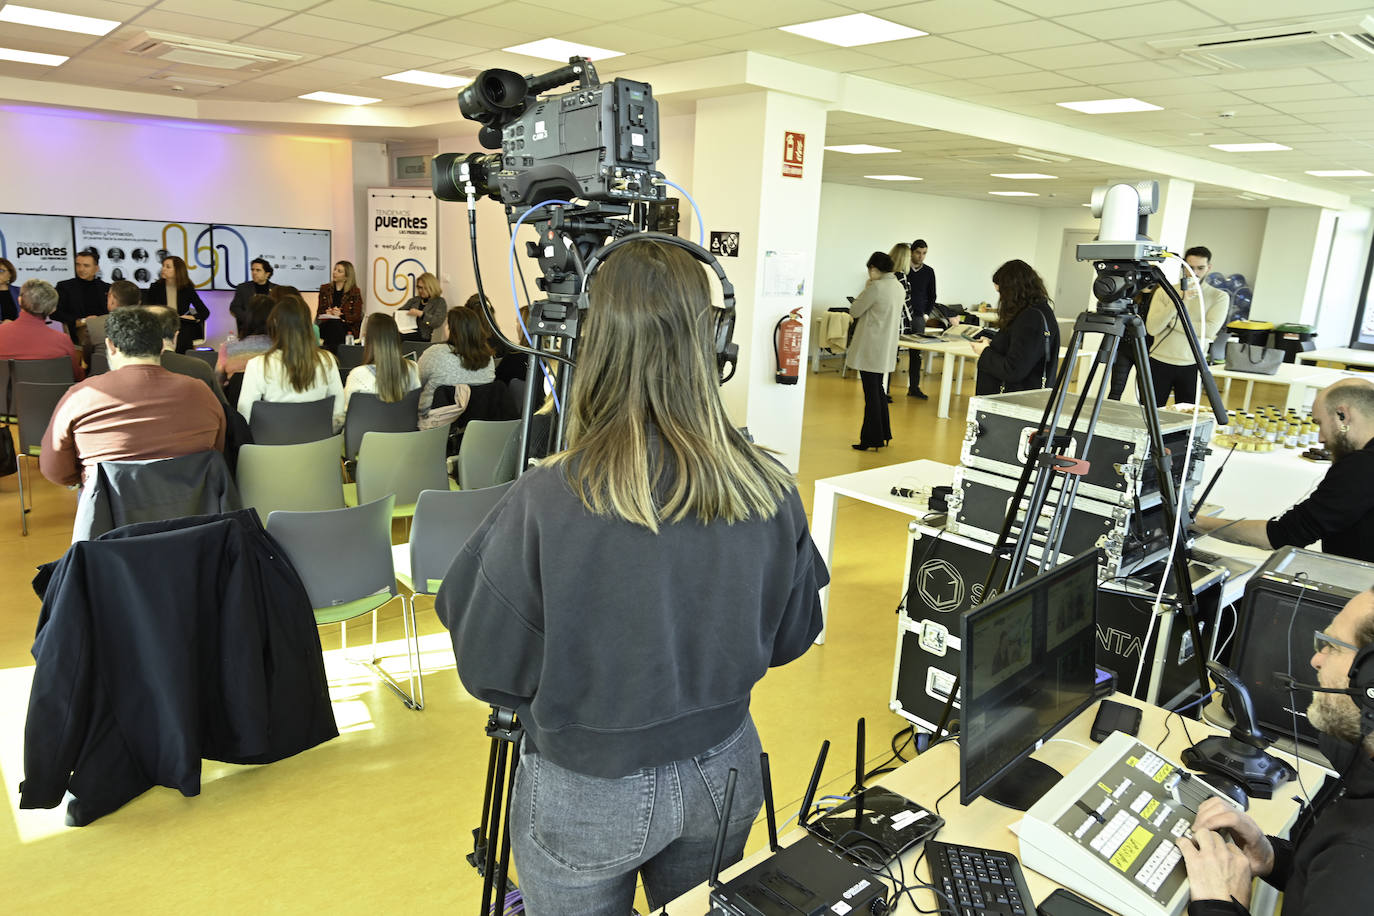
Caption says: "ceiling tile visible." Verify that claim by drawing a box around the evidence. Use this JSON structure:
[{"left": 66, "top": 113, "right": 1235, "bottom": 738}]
[
  {"left": 462, "top": 3, "right": 604, "bottom": 33},
  {"left": 245, "top": 29, "right": 356, "bottom": 56},
  {"left": 637, "top": 42, "right": 731, "bottom": 63},
  {"left": 308, "top": 0, "right": 448, "bottom": 29},
  {"left": 415, "top": 19, "right": 535, "bottom": 49},
  {"left": 346, "top": 45, "right": 440, "bottom": 67},
  {"left": 922, "top": 54, "right": 1038, "bottom": 79},
  {"left": 1177, "top": 0, "right": 1374, "bottom": 23},
  {"left": 862, "top": 35, "right": 985, "bottom": 65},
  {"left": 372, "top": 34, "right": 485, "bottom": 60},
  {"left": 1000, "top": 0, "right": 1125, "bottom": 12},
  {"left": 1203, "top": 67, "right": 1331, "bottom": 91},
  {"left": 946, "top": 20, "right": 1092, "bottom": 53},
  {"left": 617, "top": 8, "right": 758, "bottom": 43},
  {"left": 1053, "top": 1, "right": 1222, "bottom": 40},
  {"left": 692, "top": 0, "right": 852, "bottom": 29},
  {"left": 558, "top": 23, "right": 694, "bottom": 55},
  {"left": 1007, "top": 42, "right": 1141, "bottom": 70},
  {"left": 1239, "top": 83, "right": 1357, "bottom": 103},
  {"left": 710, "top": 28, "right": 844, "bottom": 56},
  {"left": 270, "top": 13, "right": 397, "bottom": 43},
  {"left": 1056, "top": 60, "right": 1193, "bottom": 85},
  {"left": 157, "top": 0, "right": 291, "bottom": 27},
  {"left": 881, "top": 0, "right": 1035, "bottom": 32},
  {"left": 374, "top": 0, "right": 497, "bottom": 12},
  {"left": 119, "top": 11, "right": 259, "bottom": 43},
  {"left": 971, "top": 71, "right": 1086, "bottom": 92}
]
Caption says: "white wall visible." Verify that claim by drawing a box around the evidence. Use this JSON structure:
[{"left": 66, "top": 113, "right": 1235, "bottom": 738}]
[
  {"left": 1314, "top": 207, "right": 1374, "bottom": 347},
  {"left": 814, "top": 184, "right": 1041, "bottom": 312},
  {"left": 0, "top": 107, "right": 373, "bottom": 341},
  {"left": 1187, "top": 209, "right": 1266, "bottom": 286}
]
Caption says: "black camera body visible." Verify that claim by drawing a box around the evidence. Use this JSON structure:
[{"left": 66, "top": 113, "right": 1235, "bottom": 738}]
[{"left": 433, "top": 58, "right": 665, "bottom": 209}]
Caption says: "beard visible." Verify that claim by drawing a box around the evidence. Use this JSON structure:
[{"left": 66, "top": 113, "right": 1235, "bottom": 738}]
[
  {"left": 1328, "top": 428, "right": 1356, "bottom": 462},
  {"left": 1308, "top": 690, "right": 1361, "bottom": 744}
]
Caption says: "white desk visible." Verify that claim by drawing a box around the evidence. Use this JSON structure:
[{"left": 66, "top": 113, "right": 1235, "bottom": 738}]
[
  {"left": 1295, "top": 346, "right": 1374, "bottom": 370},
  {"left": 1211, "top": 362, "right": 1360, "bottom": 412},
  {"left": 897, "top": 339, "right": 1093, "bottom": 420},
  {"left": 668, "top": 694, "right": 1324, "bottom": 916},
  {"left": 1203, "top": 442, "right": 1326, "bottom": 520},
  {"left": 811, "top": 459, "right": 956, "bottom": 643}
]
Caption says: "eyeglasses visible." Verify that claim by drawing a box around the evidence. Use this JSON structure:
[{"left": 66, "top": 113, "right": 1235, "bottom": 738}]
[{"left": 1314, "top": 630, "right": 1359, "bottom": 655}]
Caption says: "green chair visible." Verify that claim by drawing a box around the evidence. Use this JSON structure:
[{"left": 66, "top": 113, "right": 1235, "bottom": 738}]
[
  {"left": 455, "top": 419, "right": 521, "bottom": 490},
  {"left": 393, "top": 483, "right": 513, "bottom": 663},
  {"left": 266, "top": 494, "right": 423, "bottom": 710},
  {"left": 345, "top": 425, "right": 453, "bottom": 519},
  {"left": 13, "top": 380, "right": 72, "bottom": 536},
  {"left": 236, "top": 434, "right": 346, "bottom": 522}
]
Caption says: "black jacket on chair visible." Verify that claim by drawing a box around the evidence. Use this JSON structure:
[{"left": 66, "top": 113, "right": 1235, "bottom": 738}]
[{"left": 21, "top": 509, "right": 338, "bottom": 826}]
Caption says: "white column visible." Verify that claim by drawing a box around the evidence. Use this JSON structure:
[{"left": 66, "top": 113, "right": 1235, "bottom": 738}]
[
  {"left": 1252, "top": 208, "right": 1339, "bottom": 325},
  {"left": 691, "top": 90, "right": 828, "bottom": 471},
  {"left": 1151, "top": 178, "right": 1195, "bottom": 284}
]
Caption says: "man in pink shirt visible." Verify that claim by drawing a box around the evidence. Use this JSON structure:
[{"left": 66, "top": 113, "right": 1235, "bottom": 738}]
[
  {"left": 41, "top": 307, "right": 223, "bottom": 487},
  {"left": 0, "top": 279, "right": 84, "bottom": 380}
]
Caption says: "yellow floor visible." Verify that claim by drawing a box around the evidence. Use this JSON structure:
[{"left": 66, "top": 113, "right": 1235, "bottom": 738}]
[{"left": 0, "top": 356, "right": 1289, "bottom": 913}]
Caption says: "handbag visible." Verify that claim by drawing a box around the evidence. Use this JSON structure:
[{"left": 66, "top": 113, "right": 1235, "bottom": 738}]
[
  {"left": 1224, "top": 341, "right": 1283, "bottom": 376},
  {"left": 0, "top": 362, "right": 19, "bottom": 478}
]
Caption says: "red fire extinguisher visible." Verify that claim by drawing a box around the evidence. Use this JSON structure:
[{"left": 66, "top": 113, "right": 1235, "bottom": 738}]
[{"left": 775, "top": 308, "right": 804, "bottom": 385}]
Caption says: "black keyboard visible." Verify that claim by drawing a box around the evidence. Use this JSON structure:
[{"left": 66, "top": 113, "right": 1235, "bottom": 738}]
[{"left": 924, "top": 839, "right": 1034, "bottom": 916}]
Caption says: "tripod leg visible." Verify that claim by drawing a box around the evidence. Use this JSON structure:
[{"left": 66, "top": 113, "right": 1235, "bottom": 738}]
[
  {"left": 481, "top": 740, "right": 510, "bottom": 916},
  {"left": 492, "top": 751, "right": 520, "bottom": 912}
]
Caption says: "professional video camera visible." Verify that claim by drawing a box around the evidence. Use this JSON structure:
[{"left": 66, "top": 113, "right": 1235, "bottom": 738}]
[{"left": 431, "top": 56, "right": 665, "bottom": 209}]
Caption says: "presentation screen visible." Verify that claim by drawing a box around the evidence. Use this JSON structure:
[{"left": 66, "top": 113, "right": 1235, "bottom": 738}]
[
  {"left": 209, "top": 224, "right": 331, "bottom": 291},
  {"left": 0, "top": 212, "right": 75, "bottom": 283},
  {"left": 73, "top": 217, "right": 213, "bottom": 289}
]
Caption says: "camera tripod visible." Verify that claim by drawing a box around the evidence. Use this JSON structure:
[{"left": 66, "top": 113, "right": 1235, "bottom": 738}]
[
  {"left": 930, "top": 258, "right": 1228, "bottom": 741},
  {"left": 467, "top": 706, "right": 521, "bottom": 916}
]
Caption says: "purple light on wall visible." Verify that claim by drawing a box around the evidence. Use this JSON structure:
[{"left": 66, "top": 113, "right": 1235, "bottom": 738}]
[{"left": 0, "top": 104, "right": 241, "bottom": 133}]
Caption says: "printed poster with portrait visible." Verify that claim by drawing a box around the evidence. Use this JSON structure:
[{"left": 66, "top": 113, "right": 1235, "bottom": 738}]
[
  {"left": 73, "top": 217, "right": 212, "bottom": 289},
  {"left": 0, "top": 212, "right": 76, "bottom": 283}
]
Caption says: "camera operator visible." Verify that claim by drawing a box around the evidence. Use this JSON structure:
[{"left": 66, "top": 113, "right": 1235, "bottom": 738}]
[
  {"left": 436, "top": 239, "right": 827, "bottom": 915},
  {"left": 1146, "top": 246, "right": 1228, "bottom": 407}
]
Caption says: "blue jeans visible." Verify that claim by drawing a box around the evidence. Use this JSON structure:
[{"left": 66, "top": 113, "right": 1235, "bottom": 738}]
[{"left": 510, "top": 715, "right": 764, "bottom": 915}]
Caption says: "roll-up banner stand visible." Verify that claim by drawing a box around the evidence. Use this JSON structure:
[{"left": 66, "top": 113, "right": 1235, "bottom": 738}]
[
  {"left": 366, "top": 189, "right": 437, "bottom": 335},
  {"left": 0, "top": 212, "right": 76, "bottom": 283}
]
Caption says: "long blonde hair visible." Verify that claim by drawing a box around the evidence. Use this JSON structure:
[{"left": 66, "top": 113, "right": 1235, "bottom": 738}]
[
  {"left": 334, "top": 260, "right": 357, "bottom": 293},
  {"left": 549, "top": 239, "right": 794, "bottom": 532},
  {"left": 416, "top": 272, "right": 441, "bottom": 300},
  {"left": 889, "top": 243, "right": 911, "bottom": 274},
  {"left": 360, "top": 312, "right": 413, "bottom": 402}
]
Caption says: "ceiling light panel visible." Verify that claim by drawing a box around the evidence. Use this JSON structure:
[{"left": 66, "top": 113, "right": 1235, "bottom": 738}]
[
  {"left": 0, "top": 4, "right": 119, "bottom": 36},
  {"left": 382, "top": 70, "right": 469, "bottom": 89},
  {"left": 1306, "top": 169, "right": 1372, "bottom": 177},
  {"left": 865, "top": 175, "right": 922, "bottom": 181},
  {"left": 1209, "top": 142, "right": 1292, "bottom": 152},
  {"left": 0, "top": 46, "right": 66, "bottom": 66},
  {"left": 299, "top": 91, "right": 381, "bottom": 105},
  {"left": 990, "top": 173, "right": 1058, "bottom": 179},
  {"left": 989, "top": 190, "right": 1038, "bottom": 196},
  {"left": 1056, "top": 98, "right": 1163, "bottom": 114},
  {"left": 825, "top": 144, "right": 900, "bottom": 154},
  {"left": 779, "top": 14, "right": 927, "bottom": 48},
  {"left": 502, "top": 38, "right": 623, "bottom": 61}
]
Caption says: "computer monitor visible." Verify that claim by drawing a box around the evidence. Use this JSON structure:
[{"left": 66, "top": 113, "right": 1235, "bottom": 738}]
[{"left": 960, "top": 548, "right": 1101, "bottom": 811}]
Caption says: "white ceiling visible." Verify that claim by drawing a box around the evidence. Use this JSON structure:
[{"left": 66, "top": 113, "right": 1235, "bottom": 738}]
[{"left": 3, "top": 0, "right": 1374, "bottom": 209}]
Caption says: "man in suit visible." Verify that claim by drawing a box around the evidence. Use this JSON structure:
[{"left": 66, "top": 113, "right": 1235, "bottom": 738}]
[
  {"left": 228, "top": 258, "right": 276, "bottom": 334},
  {"left": 55, "top": 249, "right": 110, "bottom": 344}
]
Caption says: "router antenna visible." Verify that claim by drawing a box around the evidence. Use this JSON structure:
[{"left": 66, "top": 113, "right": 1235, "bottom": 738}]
[
  {"left": 854, "top": 717, "right": 866, "bottom": 793},
  {"left": 708, "top": 768, "right": 739, "bottom": 889},
  {"left": 760, "top": 752, "right": 779, "bottom": 853},
  {"left": 798, "top": 740, "right": 829, "bottom": 828}
]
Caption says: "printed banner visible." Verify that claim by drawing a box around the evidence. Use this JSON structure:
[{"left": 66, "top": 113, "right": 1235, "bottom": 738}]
[
  {"left": 366, "top": 189, "right": 437, "bottom": 328},
  {"left": 208, "top": 224, "right": 331, "bottom": 290},
  {"left": 73, "top": 217, "right": 212, "bottom": 288},
  {"left": 0, "top": 212, "right": 76, "bottom": 283}
]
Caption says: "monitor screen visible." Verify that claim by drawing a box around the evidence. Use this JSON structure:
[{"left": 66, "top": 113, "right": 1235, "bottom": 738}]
[{"left": 960, "top": 548, "right": 1100, "bottom": 808}]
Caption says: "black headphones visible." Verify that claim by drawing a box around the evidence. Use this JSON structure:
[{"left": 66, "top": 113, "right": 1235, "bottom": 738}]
[
  {"left": 578, "top": 231, "right": 738, "bottom": 383},
  {"left": 1348, "top": 642, "right": 1374, "bottom": 728}
]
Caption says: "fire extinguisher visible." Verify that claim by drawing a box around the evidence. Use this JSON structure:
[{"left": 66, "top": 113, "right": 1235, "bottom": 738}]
[{"left": 774, "top": 308, "right": 804, "bottom": 385}]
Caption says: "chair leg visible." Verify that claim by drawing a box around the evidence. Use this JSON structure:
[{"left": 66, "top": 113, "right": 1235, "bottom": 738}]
[
  {"left": 349, "top": 596, "right": 423, "bottom": 711},
  {"left": 16, "top": 453, "right": 27, "bottom": 537}
]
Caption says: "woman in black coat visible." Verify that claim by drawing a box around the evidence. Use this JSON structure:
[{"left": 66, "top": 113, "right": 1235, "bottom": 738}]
[
  {"left": 970, "top": 259, "right": 1060, "bottom": 396},
  {"left": 144, "top": 255, "right": 209, "bottom": 353}
]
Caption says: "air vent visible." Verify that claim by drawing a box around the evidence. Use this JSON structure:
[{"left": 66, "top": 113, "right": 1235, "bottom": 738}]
[
  {"left": 1150, "top": 16, "right": 1374, "bottom": 70},
  {"left": 125, "top": 31, "right": 301, "bottom": 73}
]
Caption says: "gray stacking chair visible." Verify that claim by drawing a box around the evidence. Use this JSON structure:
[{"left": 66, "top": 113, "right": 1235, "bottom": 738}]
[
  {"left": 347, "top": 425, "right": 451, "bottom": 519},
  {"left": 343, "top": 389, "right": 420, "bottom": 464},
  {"left": 236, "top": 434, "right": 346, "bottom": 523},
  {"left": 13, "top": 380, "right": 72, "bottom": 535},
  {"left": 455, "top": 419, "right": 521, "bottom": 490},
  {"left": 248, "top": 398, "right": 334, "bottom": 445}
]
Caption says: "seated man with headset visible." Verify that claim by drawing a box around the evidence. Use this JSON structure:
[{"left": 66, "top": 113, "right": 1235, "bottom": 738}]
[
  {"left": 1194, "top": 378, "right": 1374, "bottom": 562},
  {"left": 1176, "top": 585, "right": 1374, "bottom": 914}
]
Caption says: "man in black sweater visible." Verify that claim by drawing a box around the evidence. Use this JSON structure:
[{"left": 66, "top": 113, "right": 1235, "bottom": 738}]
[
  {"left": 1194, "top": 378, "right": 1374, "bottom": 562},
  {"left": 228, "top": 258, "right": 276, "bottom": 334},
  {"left": 55, "top": 249, "right": 110, "bottom": 344},
  {"left": 1177, "top": 586, "right": 1374, "bottom": 915},
  {"left": 901, "top": 238, "right": 937, "bottom": 398}
]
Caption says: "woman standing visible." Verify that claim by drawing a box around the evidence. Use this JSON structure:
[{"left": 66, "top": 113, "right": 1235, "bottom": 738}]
[
  {"left": 435, "top": 239, "right": 825, "bottom": 916},
  {"left": 236, "top": 295, "right": 343, "bottom": 430},
  {"left": 316, "top": 260, "right": 364, "bottom": 354},
  {"left": 0, "top": 257, "right": 19, "bottom": 322},
  {"left": 397, "top": 272, "right": 447, "bottom": 342},
  {"left": 970, "top": 260, "right": 1060, "bottom": 396},
  {"left": 417, "top": 306, "right": 495, "bottom": 420},
  {"left": 336, "top": 312, "right": 420, "bottom": 429},
  {"left": 845, "top": 251, "right": 904, "bottom": 451},
  {"left": 144, "top": 255, "right": 209, "bottom": 353},
  {"left": 888, "top": 242, "right": 926, "bottom": 399}
]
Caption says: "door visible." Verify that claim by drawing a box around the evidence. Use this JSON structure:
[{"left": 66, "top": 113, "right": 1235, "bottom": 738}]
[{"left": 1055, "top": 229, "right": 1098, "bottom": 319}]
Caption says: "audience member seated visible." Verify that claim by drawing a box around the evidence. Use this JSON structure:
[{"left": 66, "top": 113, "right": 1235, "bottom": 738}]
[
  {"left": 419, "top": 306, "right": 495, "bottom": 422},
  {"left": 336, "top": 312, "right": 419, "bottom": 429},
  {"left": 236, "top": 295, "right": 343, "bottom": 431},
  {"left": 0, "top": 279, "right": 85, "bottom": 380},
  {"left": 0, "top": 256, "right": 20, "bottom": 322},
  {"left": 84, "top": 279, "right": 142, "bottom": 364},
  {"left": 40, "top": 307, "right": 224, "bottom": 486},
  {"left": 218, "top": 293, "right": 274, "bottom": 405},
  {"left": 151, "top": 307, "right": 230, "bottom": 408}
]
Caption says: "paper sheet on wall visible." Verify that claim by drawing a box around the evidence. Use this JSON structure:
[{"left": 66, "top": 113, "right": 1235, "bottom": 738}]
[{"left": 763, "top": 250, "right": 806, "bottom": 297}]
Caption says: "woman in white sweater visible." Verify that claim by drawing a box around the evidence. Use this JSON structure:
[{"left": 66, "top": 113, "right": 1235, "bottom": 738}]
[
  {"left": 336, "top": 312, "right": 420, "bottom": 429},
  {"left": 237, "top": 294, "right": 344, "bottom": 430}
]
